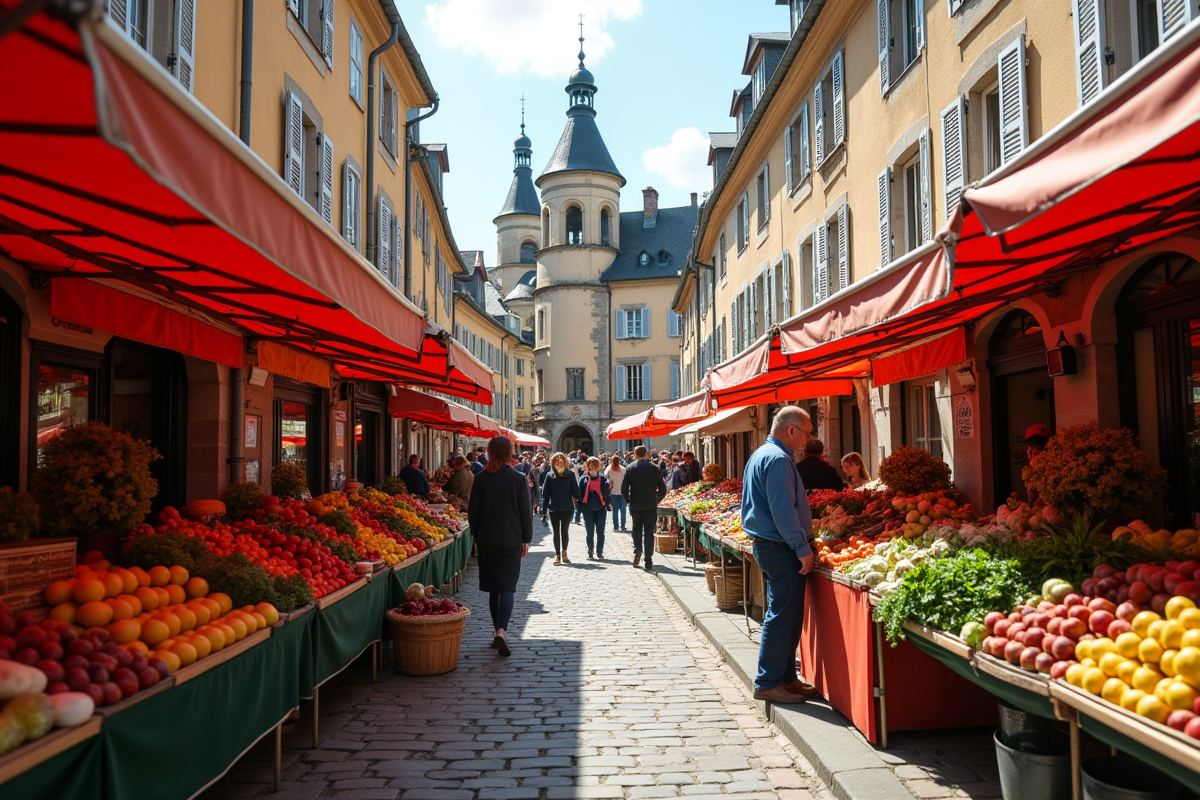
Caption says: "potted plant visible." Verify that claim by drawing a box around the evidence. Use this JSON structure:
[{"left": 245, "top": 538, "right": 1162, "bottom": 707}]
[
  {"left": 31, "top": 421, "right": 160, "bottom": 555},
  {"left": 0, "top": 487, "right": 40, "bottom": 543}
]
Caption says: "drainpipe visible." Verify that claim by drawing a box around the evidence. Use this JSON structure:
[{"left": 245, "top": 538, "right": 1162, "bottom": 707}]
[
  {"left": 365, "top": 6, "right": 401, "bottom": 266},
  {"left": 229, "top": 368, "right": 245, "bottom": 484},
  {"left": 404, "top": 100, "right": 440, "bottom": 300},
  {"left": 237, "top": 0, "right": 254, "bottom": 145}
]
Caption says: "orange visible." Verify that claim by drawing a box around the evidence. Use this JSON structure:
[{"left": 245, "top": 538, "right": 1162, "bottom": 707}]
[
  {"left": 117, "top": 593, "right": 143, "bottom": 616},
  {"left": 44, "top": 579, "right": 75, "bottom": 606},
  {"left": 150, "top": 650, "right": 181, "bottom": 674},
  {"left": 134, "top": 586, "right": 160, "bottom": 612},
  {"left": 173, "top": 605, "right": 197, "bottom": 633},
  {"left": 1121, "top": 689, "right": 1147, "bottom": 712},
  {"left": 183, "top": 633, "right": 212, "bottom": 659},
  {"left": 1163, "top": 681, "right": 1198, "bottom": 710},
  {"left": 249, "top": 611, "right": 268, "bottom": 631},
  {"left": 155, "top": 611, "right": 182, "bottom": 638},
  {"left": 185, "top": 577, "right": 209, "bottom": 599},
  {"left": 147, "top": 565, "right": 171, "bottom": 587},
  {"left": 106, "top": 598, "right": 134, "bottom": 621},
  {"left": 185, "top": 602, "right": 211, "bottom": 627},
  {"left": 101, "top": 572, "right": 124, "bottom": 599},
  {"left": 152, "top": 587, "right": 171, "bottom": 608},
  {"left": 1082, "top": 668, "right": 1107, "bottom": 696},
  {"left": 74, "top": 566, "right": 97, "bottom": 579},
  {"left": 72, "top": 578, "right": 106, "bottom": 604},
  {"left": 49, "top": 602, "right": 78, "bottom": 624},
  {"left": 168, "top": 565, "right": 190, "bottom": 586},
  {"left": 196, "top": 625, "right": 226, "bottom": 651},
  {"left": 108, "top": 618, "right": 142, "bottom": 644},
  {"left": 1133, "top": 611, "right": 1162, "bottom": 638},
  {"left": 153, "top": 638, "right": 175, "bottom": 651},
  {"left": 164, "top": 584, "right": 187, "bottom": 605},
  {"left": 140, "top": 617, "right": 171, "bottom": 646},
  {"left": 231, "top": 611, "right": 257, "bottom": 635},
  {"left": 77, "top": 600, "right": 114, "bottom": 628},
  {"left": 200, "top": 597, "right": 222, "bottom": 618},
  {"left": 94, "top": 559, "right": 112, "bottom": 571},
  {"left": 168, "top": 641, "right": 198, "bottom": 667},
  {"left": 223, "top": 616, "right": 248, "bottom": 641},
  {"left": 128, "top": 566, "right": 152, "bottom": 588},
  {"left": 120, "top": 640, "right": 149, "bottom": 654},
  {"left": 111, "top": 567, "right": 138, "bottom": 595},
  {"left": 254, "top": 603, "right": 279, "bottom": 626},
  {"left": 214, "top": 621, "right": 238, "bottom": 644},
  {"left": 209, "top": 592, "right": 233, "bottom": 616}
]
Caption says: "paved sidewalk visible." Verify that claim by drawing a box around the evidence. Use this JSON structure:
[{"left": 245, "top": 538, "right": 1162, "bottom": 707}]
[{"left": 199, "top": 518, "right": 837, "bottom": 800}]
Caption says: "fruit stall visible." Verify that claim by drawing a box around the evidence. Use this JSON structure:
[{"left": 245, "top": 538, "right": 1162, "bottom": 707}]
[{"left": 0, "top": 438, "right": 475, "bottom": 800}]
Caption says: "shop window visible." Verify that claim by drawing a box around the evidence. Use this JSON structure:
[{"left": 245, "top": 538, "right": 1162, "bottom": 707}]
[
  {"left": 34, "top": 363, "right": 94, "bottom": 466},
  {"left": 274, "top": 383, "right": 323, "bottom": 496},
  {"left": 906, "top": 382, "right": 943, "bottom": 459},
  {"left": 988, "top": 310, "right": 1052, "bottom": 504},
  {"left": 566, "top": 206, "right": 583, "bottom": 245},
  {"left": 566, "top": 368, "right": 585, "bottom": 401},
  {"left": 520, "top": 241, "right": 537, "bottom": 264}
]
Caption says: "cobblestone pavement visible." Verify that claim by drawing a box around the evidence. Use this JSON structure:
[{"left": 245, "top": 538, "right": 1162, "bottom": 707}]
[{"left": 201, "top": 518, "right": 831, "bottom": 800}]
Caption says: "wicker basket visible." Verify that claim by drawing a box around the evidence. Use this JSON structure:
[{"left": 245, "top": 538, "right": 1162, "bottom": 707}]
[
  {"left": 714, "top": 572, "right": 744, "bottom": 610},
  {"left": 704, "top": 563, "right": 722, "bottom": 593},
  {"left": 385, "top": 607, "right": 470, "bottom": 675},
  {"left": 654, "top": 533, "right": 678, "bottom": 554}
]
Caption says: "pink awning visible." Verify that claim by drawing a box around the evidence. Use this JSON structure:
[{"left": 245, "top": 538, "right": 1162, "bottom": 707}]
[
  {"left": 605, "top": 390, "right": 715, "bottom": 440},
  {"left": 504, "top": 428, "right": 551, "bottom": 447}
]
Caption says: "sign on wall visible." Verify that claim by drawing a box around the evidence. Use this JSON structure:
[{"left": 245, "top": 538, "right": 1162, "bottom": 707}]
[{"left": 953, "top": 394, "right": 974, "bottom": 439}]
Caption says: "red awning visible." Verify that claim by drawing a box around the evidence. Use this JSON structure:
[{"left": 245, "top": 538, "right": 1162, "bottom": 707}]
[
  {"left": 339, "top": 323, "right": 494, "bottom": 404},
  {"left": 504, "top": 428, "right": 551, "bottom": 447},
  {"left": 653, "top": 390, "right": 713, "bottom": 423},
  {"left": 606, "top": 409, "right": 654, "bottom": 441},
  {"left": 605, "top": 390, "right": 715, "bottom": 440},
  {"left": 51, "top": 279, "right": 244, "bottom": 368},
  {"left": 0, "top": 10, "right": 490, "bottom": 401},
  {"left": 388, "top": 388, "right": 498, "bottom": 438},
  {"left": 708, "top": 336, "right": 860, "bottom": 408},
  {"left": 871, "top": 329, "right": 966, "bottom": 387}
]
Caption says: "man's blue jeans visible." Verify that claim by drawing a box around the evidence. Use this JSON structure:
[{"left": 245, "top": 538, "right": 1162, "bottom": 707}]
[
  {"left": 610, "top": 495, "right": 627, "bottom": 530},
  {"left": 581, "top": 508, "right": 607, "bottom": 556},
  {"left": 753, "top": 539, "right": 807, "bottom": 691}
]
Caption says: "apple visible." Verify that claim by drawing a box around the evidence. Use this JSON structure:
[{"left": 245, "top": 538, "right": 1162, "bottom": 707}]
[
  {"left": 1129, "top": 581, "right": 1153, "bottom": 604},
  {"left": 1064, "top": 593, "right": 1085, "bottom": 608},
  {"left": 1023, "top": 627, "right": 1046, "bottom": 647},
  {"left": 1116, "top": 602, "right": 1140, "bottom": 622},
  {"left": 1114, "top": 571, "right": 1126, "bottom": 583},
  {"left": 985, "top": 611, "right": 1005, "bottom": 634},
  {"left": 1068, "top": 606, "right": 1092, "bottom": 623},
  {"left": 1060, "top": 618, "right": 1088, "bottom": 640},
  {"left": 994, "top": 619, "right": 1012, "bottom": 639},
  {"left": 1088, "top": 598, "right": 1117, "bottom": 613},
  {"left": 1095, "top": 564, "right": 1116, "bottom": 579},
  {"left": 1107, "top": 619, "right": 1134, "bottom": 638},
  {"left": 1149, "top": 569, "right": 1169, "bottom": 593},
  {"left": 989, "top": 637, "right": 1009, "bottom": 658},
  {"left": 1097, "top": 577, "right": 1120, "bottom": 595},
  {"left": 1167, "top": 709, "right": 1196, "bottom": 732},
  {"left": 1177, "top": 560, "right": 1199, "bottom": 579},
  {"left": 1165, "top": 573, "right": 1187, "bottom": 595},
  {"left": 1005, "top": 640, "right": 1026, "bottom": 664},
  {"left": 1050, "top": 660, "right": 1074, "bottom": 680},
  {"left": 1089, "top": 610, "right": 1115, "bottom": 637},
  {"left": 1048, "top": 617, "right": 1064, "bottom": 636},
  {"left": 1176, "top": 581, "right": 1200, "bottom": 602},
  {"left": 1186, "top": 717, "right": 1200, "bottom": 741}
]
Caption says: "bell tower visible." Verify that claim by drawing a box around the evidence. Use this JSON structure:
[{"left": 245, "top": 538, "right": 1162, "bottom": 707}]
[{"left": 492, "top": 98, "right": 541, "bottom": 324}]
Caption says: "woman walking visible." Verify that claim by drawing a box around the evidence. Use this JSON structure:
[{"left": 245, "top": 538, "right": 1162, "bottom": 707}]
[
  {"left": 541, "top": 452, "right": 580, "bottom": 564},
  {"left": 578, "top": 457, "right": 612, "bottom": 560},
  {"left": 605, "top": 455, "right": 627, "bottom": 532},
  {"left": 467, "top": 436, "right": 532, "bottom": 657}
]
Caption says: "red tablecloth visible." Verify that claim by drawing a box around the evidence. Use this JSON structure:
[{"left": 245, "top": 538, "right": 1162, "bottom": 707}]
[{"left": 798, "top": 572, "right": 997, "bottom": 743}]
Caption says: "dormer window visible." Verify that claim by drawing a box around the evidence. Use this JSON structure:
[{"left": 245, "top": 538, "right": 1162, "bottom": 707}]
[
  {"left": 658, "top": 250, "right": 668, "bottom": 264},
  {"left": 639, "top": 252, "right": 650, "bottom": 266},
  {"left": 752, "top": 57, "right": 766, "bottom": 106}
]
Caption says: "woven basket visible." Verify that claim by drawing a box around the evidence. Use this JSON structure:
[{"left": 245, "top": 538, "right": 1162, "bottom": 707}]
[
  {"left": 714, "top": 572, "right": 744, "bottom": 610},
  {"left": 654, "top": 533, "right": 678, "bottom": 554},
  {"left": 704, "top": 563, "right": 722, "bottom": 593},
  {"left": 385, "top": 607, "right": 470, "bottom": 675}
]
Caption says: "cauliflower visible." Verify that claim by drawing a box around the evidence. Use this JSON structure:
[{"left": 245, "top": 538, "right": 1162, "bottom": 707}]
[
  {"left": 862, "top": 571, "right": 885, "bottom": 588},
  {"left": 893, "top": 559, "right": 916, "bottom": 577}
]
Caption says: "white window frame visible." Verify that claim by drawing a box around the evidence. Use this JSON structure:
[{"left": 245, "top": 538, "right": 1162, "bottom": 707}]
[
  {"left": 342, "top": 160, "right": 361, "bottom": 249},
  {"left": 516, "top": 358, "right": 524, "bottom": 377},
  {"left": 907, "top": 381, "right": 944, "bottom": 459},
  {"left": 349, "top": 18, "right": 364, "bottom": 107},
  {"left": 752, "top": 56, "right": 767, "bottom": 107},
  {"left": 622, "top": 363, "right": 647, "bottom": 403},
  {"left": 517, "top": 387, "right": 524, "bottom": 408}
]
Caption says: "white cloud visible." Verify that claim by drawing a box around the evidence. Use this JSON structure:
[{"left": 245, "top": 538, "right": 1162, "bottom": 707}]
[
  {"left": 642, "top": 128, "right": 712, "bottom": 192},
  {"left": 423, "top": 0, "right": 643, "bottom": 79}
]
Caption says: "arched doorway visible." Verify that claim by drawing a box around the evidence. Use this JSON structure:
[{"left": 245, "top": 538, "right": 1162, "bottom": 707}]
[
  {"left": 1117, "top": 252, "right": 1200, "bottom": 526},
  {"left": 558, "top": 424, "right": 592, "bottom": 455},
  {"left": 988, "top": 310, "right": 1054, "bottom": 503}
]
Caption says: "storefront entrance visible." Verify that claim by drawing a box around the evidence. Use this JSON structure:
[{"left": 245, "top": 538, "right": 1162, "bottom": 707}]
[
  {"left": 0, "top": 288, "right": 21, "bottom": 488},
  {"left": 558, "top": 424, "right": 592, "bottom": 455},
  {"left": 1118, "top": 253, "right": 1200, "bottom": 527},
  {"left": 274, "top": 380, "right": 324, "bottom": 498},
  {"left": 988, "top": 311, "right": 1055, "bottom": 503}
]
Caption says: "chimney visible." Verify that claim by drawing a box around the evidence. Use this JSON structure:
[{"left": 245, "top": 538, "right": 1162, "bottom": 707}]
[
  {"left": 690, "top": 192, "right": 698, "bottom": 207},
  {"left": 642, "top": 186, "right": 659, "bottom": 228}
]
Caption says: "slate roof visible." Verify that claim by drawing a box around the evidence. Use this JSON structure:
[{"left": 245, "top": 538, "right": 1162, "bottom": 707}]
[
  {"left": 504, "top": 270, "right": 537, "bottom": 302},
  {"left": 483, "top": 279, "right": 510, "bottom": 317},
  {"left": 539, "top": 114, "right": 624, "bottom": 185},
  {"left": 600, "top": 205, "right": 699, "bottom": 283},
  {"left": 708, "top": 132, "right": 738, "bottom": 162},
  {"left": 499, "top": 171, "right": 540, "bottom": 217}
]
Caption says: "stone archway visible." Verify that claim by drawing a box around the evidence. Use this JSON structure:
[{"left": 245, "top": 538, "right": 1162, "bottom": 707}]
[{"left": 557, "top": 424, "right": 593, "bottom": 455}]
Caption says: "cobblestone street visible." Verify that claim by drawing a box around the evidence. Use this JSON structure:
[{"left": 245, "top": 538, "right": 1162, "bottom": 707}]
[{"left": 201, "top": 519, "right": 827, "bottom": 800}]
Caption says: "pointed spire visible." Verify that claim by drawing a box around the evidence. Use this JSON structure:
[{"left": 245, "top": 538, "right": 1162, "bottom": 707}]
[
  {"left": 578, "top": 13, "right": 586, "bottom": 66},
  {"left": 565, "top": 15, "right": 597, "bottom": 117},
  {"left": 520, "top": 93, "right": 526, "bottom": 136}
]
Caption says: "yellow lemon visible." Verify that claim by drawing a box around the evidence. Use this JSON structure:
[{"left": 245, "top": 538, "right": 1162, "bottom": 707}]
[
  {"left": 1076, "top": 640, "right": 1093, "bottom": 662},
  {"left": 1092, "top": 638, "right": 1118, "bottom": 658},
  {"left": 1102, "top": 678, "right": 1128, "bottom": 705},
  {"left": 1133, "top": 667, "right": 1163, "bottom": 693},
  {"left": 1120, "top": 689, "right": 1147, "bottom": 712},
  {"left": 1066, "top": 663, "right": 1088, "bottom": 687},
  {"left": 1117, "top": 659, "right": 1139, "bottom": 685},
  {"left": 1137, "top": 694, "right": 1170, "bottom": 724},
  {"left": 1163, "top": 680, "right": 1198, "bottom": 710},
  {"left": 1166, "top": 596, "right": 1196, "bottom": 621},
  {"left": 1133, "top": 611, "right": 1162, "bottom": 638},
  {"left": 1155, "top": 677, "right": 1175, "bottom": 700},
  {"left": 1115, "top": 632, "right": 1143, "bottom": 660},
  {"left": 1174, "top": 647, "right": 1200, "bottom": 688},
  {"left": 1162, "top": 620, "right": 1187, "bottom": 650},
  {"left": 1148, "top": 620, "right": 1167, "bottom": 642},
  {"left": 1139, "top": 637, "right": 1165, "bottom": 664},
  {"left": 1082, "top": 667, "right": 1107, "bottom": 696},
  {"left": 1182, "top": 629, "right": 1200, "bottom": 650},
  {"left": 1081, "top": 657, "right": 1098, "bottom": 670},
  {"left": 1099, "top": 652, "right": 1127, "bottom": 678},
  {"left": 1179, "top": 608, "right": 1200, "bottom": 630}
]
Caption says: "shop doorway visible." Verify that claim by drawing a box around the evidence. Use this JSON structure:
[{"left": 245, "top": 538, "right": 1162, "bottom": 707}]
[
  {"left": 1118, "top": 253, "right": 1200, "bottom": 527},
  {"left": 0, "top": 289, "right": 21, "bottom": 488},
  {"left": 988, "top": 311, "right": 1054, "bottom": 503},
  {"left": 355, "top": 409, "right": 381, "bottom": 486},
  {"left": 839, "top": 395, "right": 862, "bottom": 459},
  {"left": 30, "top": 342, "right": 104, "bottom": 475},
  {"left": 558, "top": 425, "right": 592, "bottom": 455},
  {"left": 273, "top": 381, "right": 324, "bottom": 497}
]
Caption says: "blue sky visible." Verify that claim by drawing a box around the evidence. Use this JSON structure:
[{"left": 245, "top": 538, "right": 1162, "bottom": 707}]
[{"left": 409, "top": 0, "right": 789, "bottom": 263}]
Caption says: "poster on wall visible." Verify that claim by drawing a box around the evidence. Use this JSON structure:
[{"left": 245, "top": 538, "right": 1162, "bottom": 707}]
[
  {"left": 244, "top": 415, "right": 259, "bottom": 449},
  {"left": 245, "top": 460, "right": 260, "bottom": 483},
  {"left": 336, "top": 421, "right": 344, "bottom": 447},
  {"left": 953, "top": 395, "right": 974, "bottom": 439}
]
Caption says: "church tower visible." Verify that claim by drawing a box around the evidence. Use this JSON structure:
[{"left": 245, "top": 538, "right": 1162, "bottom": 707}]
[
  {"left": 531, "top": 28, "right": 625, "bottom": 455},
  {"left": 492, "top": 102, "right": 541, "bottom": 331}
]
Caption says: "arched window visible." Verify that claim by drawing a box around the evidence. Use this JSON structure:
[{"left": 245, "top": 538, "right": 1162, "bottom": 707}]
[
  {"left": 520, "top": 242, "right": 536, "bottom": 264},
  {"left": 600, "top": 208, "right": 611, "bottom": 247},
  {"left": 541, "top": 207, "right": 550, "bottom": 245},
  {"left": 566, "top": 206, "right": 583, "bottom": 245}
]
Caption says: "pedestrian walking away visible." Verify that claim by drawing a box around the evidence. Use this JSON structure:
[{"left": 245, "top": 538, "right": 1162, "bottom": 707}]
[
  {"left": 397, "top": 454, "right": 430, "bottom": 497},
  {"left": 742, "top": 405, "right": 819, "bottom": 705},
  {"left": 795, "top": 439, "right": 845, "bottom": 493},
  {"left": 540, "top": 451, "right": 580, "bottom": 564},
  {"left": 467, "top": 435, "right": 532, "bottom": 658},
  {"left": 622, "top": 444, "right": 667, "bottom": 571},
  {"left": 605, "top": 455, "right": 627, "bottom": 531},
  {"left": 578, "top": 457, "right": 612, "bottom": 560}
]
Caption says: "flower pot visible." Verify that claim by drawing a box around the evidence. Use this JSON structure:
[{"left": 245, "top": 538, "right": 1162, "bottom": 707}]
[{"left": 385, "top": 607, "right": 470, "bottom": 676}]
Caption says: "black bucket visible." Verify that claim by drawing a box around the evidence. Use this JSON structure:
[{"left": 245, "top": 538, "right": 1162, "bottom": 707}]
[
  {"left": 994, "top": 729, "right": 1071, "bottom": 800},
  {"left": 1082, "top": 756, "right": 1181, "bottom": 800},
  {"left": 997, "top": 699, "right": 1054, "bottom": 753}
]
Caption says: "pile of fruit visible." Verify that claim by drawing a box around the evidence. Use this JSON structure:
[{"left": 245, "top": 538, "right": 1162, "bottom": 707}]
[
  {"left": 0, "top": 657, "right": 96, "bottom": 756},
  {"left": 1113, "top": 521, "right": 1200, "bottom": 557},
  {"left": 394, "top": 583, "right": 467, "bottom": 617},
  {"left": 704, "top": 511, "right": 747, "bottom": 543},
  {"left": 661, "top": 481, "right": 714, "bottom": 508},
  {"left": 681, "top": 480, "right": 743, "bottom": 521},
  {"left": 352, "top": 488, "right": 452, "bottom": 545}
]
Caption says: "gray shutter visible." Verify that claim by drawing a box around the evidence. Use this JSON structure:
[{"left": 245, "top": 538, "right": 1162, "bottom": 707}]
[
  {"left": 781, "top": 251, "right": 792, "bottom": 318},
  {"left": 283, "top": 92, "right": 304, "bottom": 196},
  {"left": 377, "top": 196, "right": 391, "bottom": 276},
  {"left": 813, "top": 82, "right": 825, "bottom": 164},
  {"left": 832, "top": 51, "right": 845, "bottom": 147},
  {"left": 784, "top": 119, "right": 794, "bottom": 193},
  {"left": 762, "top": 164, "right": 770, "bottom": 223},
  {"left": 615, "top": 365, "right": 626, "bottom": 402},
  {"left": 948, "top": 0, "right": 963, "bottom": 14},
  {"left": 391, "top": 215, "right": 401, "bottom": 287},
  {"left": 287, "top": 0, "right": 298, "bottom": 16},
  {"left": 390, "top": 85, "right": 398, "bottom": 154},
  {"left": 878, "top": 167, "right": 892, "bottom": 267},
  {"left": 1159, "top": 0, "right": 1198, "bottom": 42},
  {"left": 173, "top": 0, "right": 196, "bottom": 91},
  {"left": 998, "top": 36, "right": 1029, "bottom": 165},
  {"left": 641, "top": 307, "right": 651, "bottom": 338},
  {"left": 320, "top": 135, "right": 334, "bottom": 223},
  {"left": 815, "top": 224, "right": 829, "bottom": 302},
  {"left": 1073, "top": 0, "right": 1105, "bottom": 105},
  {"left": 877, "top": 0, "right": 890, "bottom": 95},
  {"left": 837, "top": 204, "right": 850, "bottom": 291},
  {"left": 919, "top": 130, "right": 933, "bottom": 244},
  {"left": 799, "top": 101, "right": 810, "bottom": 181},
  {"left": 342, "top": 162, "right": 354, "bottom": 243},
  {"left": 322, "top": 0, "right": 335, "bottom": 69},
  {"left": 108, "top": 0, "right": 131, "bottom": 36},
  {"left": 915, "top": 0, "right": 925, "bottom": 49},
  {"left": 941, "top": 97, "right": 966, "bottom": 221},
  {"left": 643, "top": 364, "right": 652, "bottom": 402},
  {"left": 731, "top": 301, "right": 739, "bottom": 352},
  {"left": 615, "top": 308, "right": 627, "bottom": 340},
  {"left": 671, "top": 362, "right": 680, "bottom": 400}
]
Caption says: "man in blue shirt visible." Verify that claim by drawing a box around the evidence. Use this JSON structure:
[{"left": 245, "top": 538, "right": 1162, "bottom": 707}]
[{"left": 741, "top": 406, "right": 817, "bottom": 705}]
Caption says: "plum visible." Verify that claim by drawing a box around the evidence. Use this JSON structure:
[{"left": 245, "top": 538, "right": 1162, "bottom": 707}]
[
  {"left": 1035, "top": 652, "right": 1056, "bottom": 674},
  {"left": 99, "top": 681, "right": 122, "bottom": 706},
  {"left": 83, "top": 682, "right": 104, "bottom": 706},
  {"left": 1152, "top": 593, "right": 1172, "bottom": 615},
  {"left": 137, "top": 667, "right": 160, "bottom": 690},
  {"left": 66, "top": 667, "right": 91, "bottom": 691},
  {"left": 994, "top": 619, "right": 1012, "bottom": 639},
  {"left": 45, "top": 681, "right": 70, "bottom": 695},
  {"left": 1048, "top": 618, "right": 1064, "bottom": 635},
  {"left": 989, "top": 637, "right": 1009, "bottom": 658},
  {"left": 1094, "top": 564, "right": 1116, "bottom": 579},
  {"left": 13, "top": 647, "right": 39, "bottom": 665},
  {"left": 37, "top": 660, "right": 65, "bottom": 683}
]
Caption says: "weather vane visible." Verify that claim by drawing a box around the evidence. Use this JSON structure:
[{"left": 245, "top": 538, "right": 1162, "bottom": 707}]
[
  {"left": 520, "top": 93, "right": 526, "bottom": 134},
  {"left": 578, "top": 13, "right": 586, "bottom": 65}
]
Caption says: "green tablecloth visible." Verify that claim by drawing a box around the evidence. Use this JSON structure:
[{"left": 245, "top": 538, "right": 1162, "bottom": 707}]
[
  {"left": 1, "top": 731, "right": 104, "bottom": 800},
  {"left": 312, "top": 575, "right": 390, "bottom": 688}
]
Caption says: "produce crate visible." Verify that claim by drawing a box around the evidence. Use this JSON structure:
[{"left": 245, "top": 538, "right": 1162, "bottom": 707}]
[
  {"left": 386, "top": 607, "right": 470, "bottom": 675},
  {"left": 654, "top": 533, "right": 677, "bottom": 554},
  {"left": 0, "top": 538, "right": 75, "bottom": 611}
]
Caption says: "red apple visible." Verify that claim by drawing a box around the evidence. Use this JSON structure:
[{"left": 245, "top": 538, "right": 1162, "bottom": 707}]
[
  {"left": 1095, "top": 564, "right": 1116, "bottom": 579},
  {"left": 989, "top": 637, "right": 1010, "bottom": 658},
  {"left": 1166, "top": 560, "right": 1181, "bottom": 573},
  {"left": 985, "top": 611, "right": 1005, "bottom": 634},
  {"left": 1035, "top": 652, "right": 1056, "bottom": 674},
  {"left": 1167, "top": 710, "right": 1196, "bottom": 732},
  {"left": 1047, "top": 617, "right": 1064, "bottom": 635},
  {"left": 1115, "top": 585, "right": 1131, "bottom": 604},
  {"left": 1186, "top": 717, "right": 1200, "bottom": 740},
  {"left": 1176, "top": 581, "right": 1200, "bottom": 602},
  {"left": 1116, "top": 602, "right": 1140, "bottom": 622},
  {"left": 1165, "top": 573, "right": 1187, "bottom": 595},
  {"left": 1149, "top": 569, "right": 1169, "bottom": 593},
  {"left": 1107, "top": 619, "right": 1134, "bottom": 638},
  {"left": 1089, "top": 610, "right": 1116, "bottom": 637},
  {"left": 1089, "top": 598, "right": 1117, "bottom": 613},
  {"left": 1052, "top": 636, "right": 1077, "bottom": 661},
  {"left": 1097, "top": 577, "right": 1120, "bottom": 595},
  {"left": 1005, "top": 640, "right": 1026, "bottom": 664},
  {"left": 1060, "top": 618, "right": 1088, "bottom": 640},
  {"left": 1068, "top": 606, "right": 1092, "bottom": 623},
  {"left": 1020, "top": 647, "right": 1041, "bottom": 671},
  {"left": 1114, "top": 571, "right": 1127, "bottom": 583},
  {"left": 1129, "top": 581, "right": 1152, "bottom": 604},
  {"left": 1064, "top": 593, "right": 1085, "bottom": 608},
  {"left": 1177, "top": 560, "right": 1199, "bottom": 579},
  {"left": 994, "top": 619, "right": 1012, "bottom": 639},
  {"left": 1050, "top": 660, "right": 1074, "bottom": 680}
]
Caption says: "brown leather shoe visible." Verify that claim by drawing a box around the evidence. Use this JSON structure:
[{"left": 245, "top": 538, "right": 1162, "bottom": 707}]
[
  {"left": 752, "top": 685, "right": 808, "bottom": 704},
  {"left": 788, "top": 680, "right": 819, "bottom": 698}
]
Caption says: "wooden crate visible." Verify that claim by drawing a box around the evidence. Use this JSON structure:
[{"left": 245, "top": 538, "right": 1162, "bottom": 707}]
[{"left": 0, "top": 538, "right": 76, "bottom": 611}]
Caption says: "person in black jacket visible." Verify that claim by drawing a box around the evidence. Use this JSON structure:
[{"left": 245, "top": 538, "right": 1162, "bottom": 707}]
[
  {"left": 541, "top": 452, "right": 580, "bottom": 564},
  {"left": 796, "top": 439, "right": 845, "bottom": 493},
  {"left": 622, "top": 445, "right": 667, "bottom": 571},
  {"left": 397, "top": 454, "right": 431, "bottom": 497},
  {"left": 468, "top": 435, "right": 532, "bottom": 657}
]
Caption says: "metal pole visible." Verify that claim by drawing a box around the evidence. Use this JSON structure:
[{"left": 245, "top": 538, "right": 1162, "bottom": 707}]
[
  {"left": 237, "top": 0, "right": 254, "bottom": 146},
  {"left": 311, "top": 687, "right": 319, "bottom": 748},
  {"left": 273, "top": 722, "right": 282, "bottom": 791}
]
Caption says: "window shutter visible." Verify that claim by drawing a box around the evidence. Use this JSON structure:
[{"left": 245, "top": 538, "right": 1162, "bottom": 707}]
[
  {"left": 391, "top": 215, "right": 401, "bottom": 287},
  {"left": 813, "top": 83, "right": 825, "bottom": 164},
  {"left": 616, "top": 366, "right": 626, "bottom": 402},
  {"left": 342, "top": 163, "right": 354, "bottom": 243},
  {"left": 287, "top": 0, "right": 298, "bottom": 16},
  {"left": 763, "top": 164, "right": 770, "bottom": 221},
  {"left": 782, "top": 251, "right": 792, "bottom": 318},
  {"left": 919, "top": 129, "right": 933, "bottom": 244},
  {"left": 377, "top": 196, "right": 391, "bottom": 276},
  {"left": 948, "top": 0, "right": 963, "bottom": 15},
  {"left": 815, "top": 224, "right": 829, "bottom": 303},
  {"left": 799, "top": 101, "right": 810, "bottom": 181},
  {"left": 641, "top": 307, "right": 651, "bottom": 338},
  {"left": 107, "top": 0, "right": 131, "bottom": 36},
  {"left": 671, "top": 362, "right": 680, "bottom": 400},
  {"left": 915, "top": 1, "right": 925, "bottom": 50},
  {"left": 389, "top": 84, "right": 398, "bottom": 154},
  {"left": 750, "top": 280, "right": 759, "bottom": 341},
  {"left": 643, "top": 364, "right": 652, "bottom": 402},
  {"left": 998, "top": 36, "right": 1029, "bottom": 165},
  {"left": 615, "top": 308, "right": 627, "bottom": 340},
  {"left": 838, "top": 204, "right": 850, "bottom": 291},
  {"left": 322, "top": 0, "right": 335, "bottom": 69},
  {"left": 878, "top": 167, "right": 892, "bottom": 268},
  {"left": 940, "top": 97, "right": 966, "bottom": 221},
  {"left": 731, "top": 301, "right": 739, "bottom": 352},
  {"left": 173, "top": 0, "right": 196, "bottom": 91},
  {"left": 1159, "top": 0, "right": 1197, "bottom": 42},
  {"left": 832, "top": 51, "right": 845, "bottom": 147},
  {"left": 668, "top": 310, "right": 678, "bottom": 338},
  {"left": 1073, "top": 0, "right": 1105, "bottom": 105},
  {"left": 784, "top": 120, "right": 794, "bottom": 193},
  {"left": 319, "top": 135, "right": 334, "bottom": 224},
  {"left": 283, "top": 93, "right": 304, "bottom": 196},
  {"left": 877, "top": 0, "right": 890, "bottom": 95}
]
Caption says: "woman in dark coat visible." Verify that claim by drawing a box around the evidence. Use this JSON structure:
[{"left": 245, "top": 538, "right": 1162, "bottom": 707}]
[
  {"left": 540, "top": 452, "right": 580, "bottom": 564},
  {"left": 467, "top": 436, "right": 532, "bottom": 656}
]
